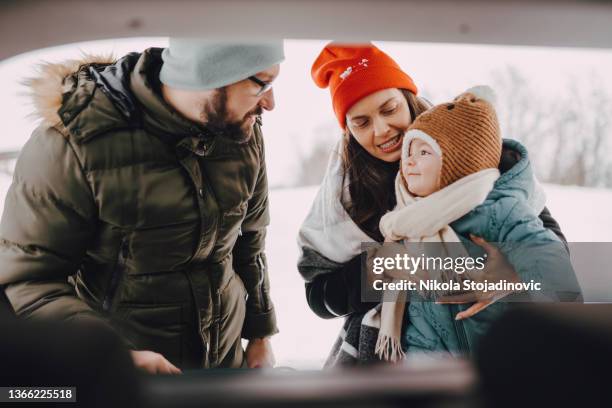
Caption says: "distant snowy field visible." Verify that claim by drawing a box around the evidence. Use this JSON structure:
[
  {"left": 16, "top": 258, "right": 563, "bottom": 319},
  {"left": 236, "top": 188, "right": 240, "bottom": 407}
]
[{"left": 0, "top": 175, "right": 610, "bottom": 368}]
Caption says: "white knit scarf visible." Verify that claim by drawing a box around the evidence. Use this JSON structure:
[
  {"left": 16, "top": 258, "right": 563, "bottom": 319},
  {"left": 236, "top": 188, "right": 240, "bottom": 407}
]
[
  {"left": 298, "top": 141, "right": 375, "bottom": 264},
  {"left": 375, "top": 168, "right": 500, "bottom": 361}
]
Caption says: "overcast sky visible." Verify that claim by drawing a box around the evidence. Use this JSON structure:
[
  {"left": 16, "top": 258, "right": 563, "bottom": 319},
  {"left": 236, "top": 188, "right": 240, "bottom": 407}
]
[{"left": 2, "top": 37, "right": 612, "bottom": 187}]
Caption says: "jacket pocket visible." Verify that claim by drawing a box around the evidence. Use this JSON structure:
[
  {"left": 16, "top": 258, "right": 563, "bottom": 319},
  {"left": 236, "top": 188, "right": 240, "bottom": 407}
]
[
  {"left": 405, "top": 326, "right": 439, "bottom": 351},
  {"left": 113, "top": 302, "right": 184, "bottom": 366},
  {"left": 102, "top": 236, "right": 130, "bottom": 312},
  {"left": 223, "top": 201, "right": 248, "bottom": 217},
  {"left": 213, "top": 274, "right": 247, "bottom": 366},
  {"left": 405, "top": 303, "right": 441, "bottom": 351},
  {"left": 221, "top": 201, "right": 248, "bottom": 237}
]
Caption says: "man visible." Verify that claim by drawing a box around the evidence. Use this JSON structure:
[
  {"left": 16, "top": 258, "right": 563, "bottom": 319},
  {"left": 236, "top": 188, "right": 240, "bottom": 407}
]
[{"left": 0, "top": 39, "right": 283, "bottom": 372}]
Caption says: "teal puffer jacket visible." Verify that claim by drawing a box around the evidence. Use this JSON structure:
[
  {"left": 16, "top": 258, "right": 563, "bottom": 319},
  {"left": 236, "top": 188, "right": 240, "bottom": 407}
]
[{"left": 403, "top": 139, "right": 582, "bottom": 355}]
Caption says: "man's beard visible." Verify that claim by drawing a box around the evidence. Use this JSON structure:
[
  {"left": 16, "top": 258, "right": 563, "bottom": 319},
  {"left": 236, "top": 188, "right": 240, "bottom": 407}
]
[{"left": 199, "top": 88, "right": 261, "bottom": 144}]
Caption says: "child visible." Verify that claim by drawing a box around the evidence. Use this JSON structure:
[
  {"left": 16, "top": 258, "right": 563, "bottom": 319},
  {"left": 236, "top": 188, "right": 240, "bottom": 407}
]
[{"left": 376, "top": 86, "right": 581, "bottom": 359}]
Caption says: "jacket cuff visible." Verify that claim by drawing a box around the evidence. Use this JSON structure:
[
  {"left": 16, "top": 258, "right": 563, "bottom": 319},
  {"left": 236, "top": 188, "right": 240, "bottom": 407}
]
[{"left": 241, "top": 309, "right": 279, "bottom": 339}]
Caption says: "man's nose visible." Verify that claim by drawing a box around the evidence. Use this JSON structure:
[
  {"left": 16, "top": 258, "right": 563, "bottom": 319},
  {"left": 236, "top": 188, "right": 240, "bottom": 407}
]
[{"left": 260, "top": 89, "right": 275, "bottom": 111}]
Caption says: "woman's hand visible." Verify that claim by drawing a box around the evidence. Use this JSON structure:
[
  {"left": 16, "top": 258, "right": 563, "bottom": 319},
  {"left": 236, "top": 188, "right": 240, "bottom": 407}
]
[
  {"left": 436, "top": 234, "right": 521, "bottom": 320},
  {"left": 130, "top": 350, "right": 182, "bottom": 375}
]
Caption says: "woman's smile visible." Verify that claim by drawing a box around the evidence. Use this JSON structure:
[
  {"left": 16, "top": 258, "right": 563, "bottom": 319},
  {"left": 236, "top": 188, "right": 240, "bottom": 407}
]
[{"left": 376, "top": 133, "right": 403, "bottom": 153}]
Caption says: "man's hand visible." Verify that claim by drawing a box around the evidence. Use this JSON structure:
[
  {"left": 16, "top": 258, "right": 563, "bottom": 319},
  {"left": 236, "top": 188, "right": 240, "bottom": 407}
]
[
  {"left": 436, "top": 234, "right": 521, "bottom": 320},
  {"left": 245, "top": 337, "right": 275, "bottom": 368},
  {"left": 130, "top": 350, "right": 182, "bottom": 375}
]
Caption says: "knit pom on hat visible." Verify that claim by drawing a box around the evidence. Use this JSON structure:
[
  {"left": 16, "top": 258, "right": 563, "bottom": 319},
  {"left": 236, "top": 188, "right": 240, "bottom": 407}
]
[{"left": 464, "top": 85, "right": 497, "bottom": 109}]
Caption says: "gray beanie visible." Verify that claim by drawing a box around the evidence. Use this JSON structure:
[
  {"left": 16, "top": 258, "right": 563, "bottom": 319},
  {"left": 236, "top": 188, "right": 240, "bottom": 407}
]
[{"left": 160, "top": 38, "right": 285, "bottom": 90}]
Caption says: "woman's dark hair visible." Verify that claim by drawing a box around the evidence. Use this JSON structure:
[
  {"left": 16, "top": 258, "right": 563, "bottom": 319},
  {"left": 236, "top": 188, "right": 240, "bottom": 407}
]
[{"left": 341, "top": 89, "right": 431, "bottom": 241}]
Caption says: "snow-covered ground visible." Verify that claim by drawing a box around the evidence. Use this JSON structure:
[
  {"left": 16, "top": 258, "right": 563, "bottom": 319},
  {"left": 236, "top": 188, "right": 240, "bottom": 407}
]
[
  {"left": 543, "top": 184, "right": 612, "bottom": 242},
  {"left": 0, "top": 175, "right": 610, "bottom": 367}
]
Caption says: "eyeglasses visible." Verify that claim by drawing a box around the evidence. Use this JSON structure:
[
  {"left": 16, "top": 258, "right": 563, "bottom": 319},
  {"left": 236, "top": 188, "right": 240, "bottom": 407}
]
[{"left": 248, "top": 75, "right": 273, "bottom": 97}]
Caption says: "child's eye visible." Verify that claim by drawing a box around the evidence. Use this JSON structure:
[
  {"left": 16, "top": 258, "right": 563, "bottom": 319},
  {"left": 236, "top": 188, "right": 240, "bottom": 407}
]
[
  {"left": 356, "top": 120, "right": 369, "bottom": 128},
  {"left": 382, "top": 107, "right": 397, "bottom": 115},
  {"left": 420, "top": 149, "right": 430, "bottom": 156}
]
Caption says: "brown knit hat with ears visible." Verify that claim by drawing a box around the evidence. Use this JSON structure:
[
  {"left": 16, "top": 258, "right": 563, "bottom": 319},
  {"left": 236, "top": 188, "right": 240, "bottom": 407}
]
[{"left": 401, "top": 85, "right": 502, "bottom": 189}]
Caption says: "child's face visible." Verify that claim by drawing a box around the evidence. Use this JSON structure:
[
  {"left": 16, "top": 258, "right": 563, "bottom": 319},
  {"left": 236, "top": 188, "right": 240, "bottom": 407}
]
[{"left": 403, "top": 138, "right": 442, "bottom": 197}]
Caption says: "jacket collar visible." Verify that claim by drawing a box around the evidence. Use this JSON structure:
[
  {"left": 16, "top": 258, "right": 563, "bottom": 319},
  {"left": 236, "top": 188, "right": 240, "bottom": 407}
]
[
  {"left": 130, "top": 48, "right": 217, "bottom": 156},
  {"left": 489, "top": 139, "right": 546, "bottom": 214}
]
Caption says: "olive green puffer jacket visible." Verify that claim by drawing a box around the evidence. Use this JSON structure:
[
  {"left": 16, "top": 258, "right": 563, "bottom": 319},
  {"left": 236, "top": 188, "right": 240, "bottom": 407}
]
[{"left": 0, "top": 48, "right": 277, "bottom": 369}]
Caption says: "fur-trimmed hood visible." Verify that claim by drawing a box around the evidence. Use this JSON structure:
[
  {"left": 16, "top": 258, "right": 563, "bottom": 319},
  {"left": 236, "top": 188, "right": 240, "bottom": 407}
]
[
  {"left": 22, "top": 48, "right": 228, "bottom": 144},
  {"left": 23, "top": 54, "right": 115, "bottom": 125}
]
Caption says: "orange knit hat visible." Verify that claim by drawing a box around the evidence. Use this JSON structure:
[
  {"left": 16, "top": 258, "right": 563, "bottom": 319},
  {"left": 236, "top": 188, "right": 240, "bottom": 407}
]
[{"left": 311, "top": 42, "right": 418, "bottom": 129}]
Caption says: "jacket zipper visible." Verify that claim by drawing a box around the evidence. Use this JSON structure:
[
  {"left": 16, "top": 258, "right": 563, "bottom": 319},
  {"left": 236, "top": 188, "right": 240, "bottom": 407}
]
[
  {"left": 257, "top": 254, "right": 268, "bottom": 311},
  {"left": 206, "top": 207, "right": 222, "bottom": 366},
  {"left": 178, "top": 154, "right": 222, "bottom": 366},
  {"left": 184, "top": 270, "right": 210, "bottom": 368},
  {"left": 452, "top": 304, "right": 470, "bottom": 353},
  {"left": 102, "top": 237, "right": 129, "bottom": 312},
  {"left": 213, "top": 287, "right": 221, "bottom": 365}
]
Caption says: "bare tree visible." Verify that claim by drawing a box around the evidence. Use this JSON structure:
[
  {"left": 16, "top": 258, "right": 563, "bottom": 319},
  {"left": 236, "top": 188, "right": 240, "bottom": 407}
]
[
  {"left": 292, "top": 121, "right": 338, "bottom": 187},
  {"left": 490, "top": 66, "right": 612, "bottom": 188},
  {"left": 544, "top": 74, "right": 612, "bottom": 187},
  {"left": 490, "top": 66, "right": 547, "bottom": 153}
]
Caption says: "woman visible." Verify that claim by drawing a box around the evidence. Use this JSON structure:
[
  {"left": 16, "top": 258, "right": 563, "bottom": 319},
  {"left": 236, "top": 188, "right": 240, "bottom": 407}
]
[{"left": 297, "top": 43, "right": 568, "bottom": 366}]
